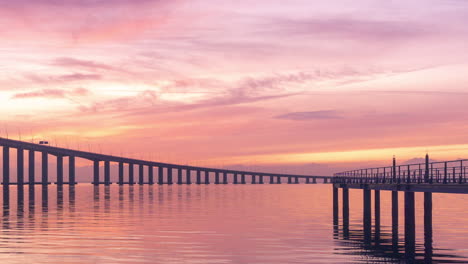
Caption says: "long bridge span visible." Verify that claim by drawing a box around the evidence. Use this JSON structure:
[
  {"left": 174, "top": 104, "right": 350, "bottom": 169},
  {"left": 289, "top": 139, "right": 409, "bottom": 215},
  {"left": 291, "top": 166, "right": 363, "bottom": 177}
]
[{"left": 0, "top": 137, "right": 332, "bottom": 186}]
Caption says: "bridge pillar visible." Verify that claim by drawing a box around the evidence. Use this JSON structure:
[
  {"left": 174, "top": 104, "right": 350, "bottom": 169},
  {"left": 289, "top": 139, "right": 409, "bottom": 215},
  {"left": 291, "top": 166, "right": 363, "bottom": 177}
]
[
  {"left": 57, "top": 155, "right": 63, "bottom": 185},
  {"left": 424, "top": 192, "right": 433, "bottom": 261},
  {"left": 196, "top": 170, "right": 201, "bottom": 184},
  {"left": 333, "top": 187, "right": 339, "bottom": 226},
  {"left": 186, "top": 169, "right": 192, "bottom": 184},
  {"left": 294, "top": 177, "right": 299, "bottom": 184},
  {"left": 3, "top": 147, "right": 10, "bottom": 185},
  {"left": 129, "top": 163, "right": 135, "bottom": 185},
  {"left": 158, "top": 167, "right": 164, "bottom": 185},
  {"left": 104, "top": 161, "right": 111, "bottom": 185},
  {"left": 93, "top": 160, "right": 100, "bottom": 185},
  {"left": 177, "top": 168, "right": 183, "bottom": 184},
  {"left": 306, "top": 178, "right": 310, "bottom": 184},
  {"left": 324, "top": 178, "right": 328, "bottom": 184},
  {"left": 241, "top": 174, "right": 246, "bottom": 184},
  {"left": 17, "top": 148, "right": 24, "bottom": 185},
  {"left": 69, "top": 156, "right": 75, "bottom": 185},
  {"left": 392, "top": 190, "right": 399, "bottom": 252},
  {"left": 342, "top": 188, "right": 350, "bottom": 239},
  {"left": 313, "top": 178, "right": 317, "bottom": 184},
  {"left": 269, "top": 175, "right": 274, "bottom": 184},
  {"left": 233, "top": 173, "right": 238, "bottom": 184},
  {"left": 251, "top": 174, "right": 256, "bottom": 184},
  {"left": 363, "top": 189, "right": 372, "bottom": 243},
  {"left": 276, "top": 176, "right": 281, "bottom": 184},
  {"left": 287, "top": 176, "right": 292, "bottom": 184},
  {"left": 41, "top": 151, "right": 48, "bottom": 185},
  {"left": 149, "top": 166, "right": 154, "bottom": 185},
  {"left": 204, "top": 171, "right": 210, "bottom": 184},
  {"left": 167, "top": 167, "right": 173, "bottom": 184},
  {"left": 404, "top": 191, "right": 416, "bottom": 260},
  {"left": 223, "top": 172, "right": 228, "bottom": 184},
  {"left": 215, "top": 172, "right": 220, "bottom": 184},
  {"left": 139, "top": 164, "right": 144, "bottom": 185},
  {"left": 118, "top": 162, "right": 124, "bottom": 185},
  {"left": 375, "top": 190, "right": 381, "bottom": 242},
  {"left": 28, "top": 150, "right": 35, "bottom": 185},
  {"left": 258, "top": 175, "right": 264, "bottom": 184}
]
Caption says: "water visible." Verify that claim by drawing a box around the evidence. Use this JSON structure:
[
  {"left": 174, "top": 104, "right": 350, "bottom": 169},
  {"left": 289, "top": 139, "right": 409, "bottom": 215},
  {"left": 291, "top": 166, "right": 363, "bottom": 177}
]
[{"left": 0, "top": 184, "right": 467, "bottom": 263}]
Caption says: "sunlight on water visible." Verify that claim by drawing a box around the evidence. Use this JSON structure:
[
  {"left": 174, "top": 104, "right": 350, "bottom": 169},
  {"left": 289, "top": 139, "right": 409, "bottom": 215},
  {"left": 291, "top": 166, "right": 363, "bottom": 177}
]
[{"left": 0, "top": 184, "right": 466, "bottom": 263}]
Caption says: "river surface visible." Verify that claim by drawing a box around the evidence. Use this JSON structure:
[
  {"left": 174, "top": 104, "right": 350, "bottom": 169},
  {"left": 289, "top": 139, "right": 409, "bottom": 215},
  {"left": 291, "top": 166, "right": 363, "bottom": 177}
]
[{"left": 0, "top": 184, "right": 467, "bottom": 263}]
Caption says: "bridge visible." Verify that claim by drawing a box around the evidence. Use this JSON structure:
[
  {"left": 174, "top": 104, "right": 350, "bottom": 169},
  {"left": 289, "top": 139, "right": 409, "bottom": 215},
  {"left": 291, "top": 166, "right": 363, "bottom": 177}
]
[
  {"left": 0, "top": 137, "right": 332, "bottom": 186},
  {"left": 332, "top": 154, "right": 468, "bottom": 261}
]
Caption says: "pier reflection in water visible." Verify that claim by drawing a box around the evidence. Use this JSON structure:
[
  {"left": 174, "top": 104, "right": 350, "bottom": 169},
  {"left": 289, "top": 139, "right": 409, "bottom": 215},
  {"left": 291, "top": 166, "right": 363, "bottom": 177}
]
[
  {"left": 333, "top": 187, "right": 467, "bottom": 263},
  {"left": 0, "top": 185, "right": 467, "bottom": 263}
]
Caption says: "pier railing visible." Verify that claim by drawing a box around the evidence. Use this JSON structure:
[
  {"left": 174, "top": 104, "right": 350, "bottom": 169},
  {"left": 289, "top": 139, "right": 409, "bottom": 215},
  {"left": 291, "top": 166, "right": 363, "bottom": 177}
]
[{"left": 334, "top": 155, "right": 468, "bottom": 184}]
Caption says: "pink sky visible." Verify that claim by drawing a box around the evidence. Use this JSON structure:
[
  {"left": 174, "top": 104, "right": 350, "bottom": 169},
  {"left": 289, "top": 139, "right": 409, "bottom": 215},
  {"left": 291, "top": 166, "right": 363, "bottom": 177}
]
[{"left": 1, "top": 0, "right": 468, "bottom": 175}]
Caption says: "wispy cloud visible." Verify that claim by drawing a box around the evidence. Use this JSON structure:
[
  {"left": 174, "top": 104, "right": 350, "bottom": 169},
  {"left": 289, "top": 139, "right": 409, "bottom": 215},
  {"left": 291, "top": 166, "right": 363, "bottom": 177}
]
[
  {"left": 12, "top": 87, "right": 90, "bottom": 99},
  {"left": 275, "top": 110, "right": 343, "bottom": 121}
]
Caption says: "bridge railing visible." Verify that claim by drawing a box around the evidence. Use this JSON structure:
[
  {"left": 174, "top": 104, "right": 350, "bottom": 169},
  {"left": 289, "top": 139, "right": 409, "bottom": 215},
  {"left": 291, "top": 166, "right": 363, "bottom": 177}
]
[{"left": 333, "top": 156, "right": 468, "bottom": 185}]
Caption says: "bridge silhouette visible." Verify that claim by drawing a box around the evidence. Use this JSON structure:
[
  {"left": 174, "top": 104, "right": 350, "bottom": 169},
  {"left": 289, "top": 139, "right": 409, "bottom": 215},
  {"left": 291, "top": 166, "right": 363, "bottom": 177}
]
[
  {"left": 0, "top": 137, "right": 331, "bottom": 186},
  {"left": 332, "top": 154, "right": 468, "bottom": 262}
]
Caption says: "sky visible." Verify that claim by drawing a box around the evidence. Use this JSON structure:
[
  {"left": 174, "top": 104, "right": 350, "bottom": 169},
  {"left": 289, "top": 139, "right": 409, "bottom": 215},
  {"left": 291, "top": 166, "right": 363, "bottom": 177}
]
[{"left": 1, "top": 0, "right": 468, "bottom": 175}]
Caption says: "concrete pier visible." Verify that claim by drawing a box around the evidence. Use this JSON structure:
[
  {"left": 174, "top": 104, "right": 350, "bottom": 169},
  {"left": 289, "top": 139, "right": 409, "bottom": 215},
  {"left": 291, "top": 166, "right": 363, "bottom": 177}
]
[
  {"left": 342, "top": 187, "right": 350, "bottom": 239},
  {"left": 118, "top": 162, "right": 124, "bottom": 185},
  {"left": 404, "top": 191, "right": 416, "bottom": 260},
  {"left": 93, "top": 160, "right": 99, "bottom": 185},
  {"left": 424, "top": 192, "right": 433, "bottom": 261},
  {"left": 215, "top": 172, "right": 220, "bottom": 184},
  {"left": 259, "top": 175, "right": 264, "bottom": 184},
  {"left": 69, "top": 156, "right": 75, "bottom": 185},
  {"left": 333, "top": 187, "right": 339, "bottom": 226},
  {"left": 363, "top": 189, "right": 372, "bottom": 243},
  {"left": 149, "top": 166, "right": 154, "bottom": 184},
  {"left": 57, "top": 155, "right": 63, "bottom": 185},
  {"left": 105, "top": 161, "right": 111, "bottom": 185},
  {"left": 196, "top": 170, "right": 201, "bottom": 184},
  {"left": 3, "top": 147, "right": 9, "bottom": 185},
  {"left": 42, "top": 151, "right": 48, "bottom": 185},
  {"left": 204, "top": 171, "right": 210, "bottom": 184},
  {"left": 158, "top": 166, "right": 163, "bottom": 185},
  {"left": 392, "top": 191, "right": 399, "bottom": 251},
  {"left": 129, "top": 163, "right": 135, "bottom": 185},
  {"left": 139, "top": 164, "right": 144, "bottom": 185},
  {"left": 186, "top": 169, "right": 192, "bottom": 184},
  {"left": 241, "top": 174, "right": 246, "bottom": 184},
  {"left": 223, "top": 172, "right": 228, "bottom": 184},
  {"left": 233, "top": 173, "right": 238, "bottom": 184},
  {"left": 28, "top": 150, "right": 35, "bottom": 185},
  {"left": 17, "top": 148, "right": 24, "bottom": 185},
  {"left": 374, "top": 190, "right": 381, "bottom": 242}
]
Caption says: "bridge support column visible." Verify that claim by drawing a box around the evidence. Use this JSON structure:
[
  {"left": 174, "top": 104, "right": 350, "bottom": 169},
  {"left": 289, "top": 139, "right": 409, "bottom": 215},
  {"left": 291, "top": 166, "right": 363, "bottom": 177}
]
[
  {"left": 196, "top": 170, "right": 201, "bottom": 184},
  {"left": 139, "top": 164, "right": 144, "bottom": 185},
  {"left": 251, "top": 174, "right": 256, "bottom": 184},
  {"left": 42, "top": 151, "right": 48, "bottom": 185},
  {"left": 223, "top": 172, "right": 228, "bottom": 184},
  {"left": 424, "top": 192, "right": 433, "bottom": 261},
  {"left": 186, "top": 169, "right": 192, "bottom": 184},
  {"left": 333, "top": 187, "right": 339, "bottom": 226},
  {"left": 288, "top": 176, "right": 292, "bottom": 184},
  {"left": 3, "top": 147, "right": 10, "bottom": 185},
  {"left": 233, "top": 173, "right": 238, "bottom": 184},
  {"left": 375, "top": 190, "right": 381, "bottom": 242},
  {"left": 313, "top": 178, "right": 317, "bottom": 184},
  {"left": 306, "top": 178, "right": 310, "bottom": 184},
  {"left": 118, "top": 162, "right": 124, "bottom": 185},
  {"left": 404, "top": 191, "right": 416, "bottom": 260},
  {"left": 392, "top": 191, "right": 399, "bottom": 252},
  {"left": 129, "top": 163, "right": 134, "bottom": 185},
  {"left": 324, "top": 178, "right": 328, "bottom": 184},
  {"left": 69, "top": 156, "right": 75, "bottom": 185},
  {"left": 93, "top": 160, "right": 100, "bottom": 185},
  {"left": 177, "top": 168, "right": 183, "bottom": 184},
  {"left": 269, "top": 176, "right": 274, "bottom": 184},
  {"left": 104, "top": 161, "right": 111, "bottom": 185},
  {"left": 204, "top": 171, "right": 210, "bottom": 184},
  {"left": 28, "top": 150, "right": 35, "bottom": 185},
  {"left": 258, "top": 175, "right": 264, "bottom": 184},
  {"left": 17, "top": 148, "right": 24, "bottom": 185},
  {"left": 149, "top": 166, "right": 154, "bottom": 184},
  {"left": 241, "top": 174, "right": 246, "bottom": 184},
  {"left": 158, "top": 167, "right": 164, "bottom": 184},
  {"left": 342, "top": 188, "right": 350, "bottom": 239},
  {"left": 167, "top": 167, "right": 173, "bottom": 185},
  {"left": 294, "top": 177, "right": 299, "bottom": 184},
  {"left": 276, "top": 176, "right": 281, "bottom": 184},
  {"left": 57, "top": 155, "right": 63, "bottom": 185},
  {"left": 215, "top": 172, "right": 220, "bottom": 184},
  {"left": 363, "top": 189, "right": 372, "bottom": 243}
]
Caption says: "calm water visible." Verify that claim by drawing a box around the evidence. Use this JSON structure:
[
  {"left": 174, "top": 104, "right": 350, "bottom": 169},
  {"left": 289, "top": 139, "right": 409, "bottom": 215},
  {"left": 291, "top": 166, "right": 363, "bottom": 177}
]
[{"left": 0, "top": 184, "right": 467, "bottom": 263}]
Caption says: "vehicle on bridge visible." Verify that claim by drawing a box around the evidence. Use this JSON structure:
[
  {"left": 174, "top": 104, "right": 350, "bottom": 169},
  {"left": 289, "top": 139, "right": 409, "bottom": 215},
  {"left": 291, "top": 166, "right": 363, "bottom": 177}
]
[{"left": 39, "top": 141, "right": 49, "bottom": 145}]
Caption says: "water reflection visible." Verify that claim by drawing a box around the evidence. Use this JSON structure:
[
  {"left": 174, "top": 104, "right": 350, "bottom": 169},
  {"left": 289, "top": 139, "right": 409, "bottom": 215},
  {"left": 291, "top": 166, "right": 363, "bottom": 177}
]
[{"left": 333, "top": 190, "right": 466, "bottom": 263}]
